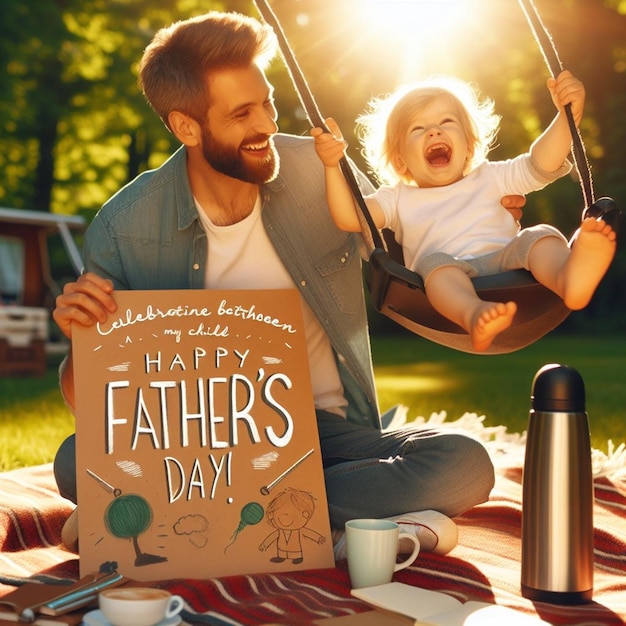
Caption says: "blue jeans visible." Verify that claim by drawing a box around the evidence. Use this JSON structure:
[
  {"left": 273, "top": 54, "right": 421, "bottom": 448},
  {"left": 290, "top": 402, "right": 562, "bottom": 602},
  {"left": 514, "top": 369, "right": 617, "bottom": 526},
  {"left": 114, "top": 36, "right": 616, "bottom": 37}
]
[
  {"left": 317, "top": 411, "right": 495, "bottom": 527},
  {"left": 54, "top": 412, "right": 495, "bottom": 528}
]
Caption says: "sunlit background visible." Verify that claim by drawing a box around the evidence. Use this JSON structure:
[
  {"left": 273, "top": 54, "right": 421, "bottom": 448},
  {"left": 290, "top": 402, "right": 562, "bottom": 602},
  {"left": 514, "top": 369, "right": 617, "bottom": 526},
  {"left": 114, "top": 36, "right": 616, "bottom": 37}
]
[
  {"left": 1, "top": 0, "right": 624, "bottom": 222},
  {"left": 0, "top": 1, "right": 625, "bottom": 451},
  {"left": 268, "top": 0, "right": 624, "bottom": 232},
  {"left": 328, "top": 0, "right": 496, "bottom": 82}
]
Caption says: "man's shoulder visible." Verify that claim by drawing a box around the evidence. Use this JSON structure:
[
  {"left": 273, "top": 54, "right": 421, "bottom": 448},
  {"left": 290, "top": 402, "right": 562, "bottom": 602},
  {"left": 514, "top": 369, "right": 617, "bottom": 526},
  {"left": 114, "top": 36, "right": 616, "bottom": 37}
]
[
  {"left": 272, "top": 133, "right": 373, "bottom": 192},
  {"left": 274, "top": 133, "right": 316, "bottom": 155},
  {"left": 271, "top": 133, "right": 324, "bottom": 185},
  {"left": 274, "top": 132, "right": 313, "bottom": 146},
  {"left": 102, "top": 146, "right": 186, "bottom": 214}
]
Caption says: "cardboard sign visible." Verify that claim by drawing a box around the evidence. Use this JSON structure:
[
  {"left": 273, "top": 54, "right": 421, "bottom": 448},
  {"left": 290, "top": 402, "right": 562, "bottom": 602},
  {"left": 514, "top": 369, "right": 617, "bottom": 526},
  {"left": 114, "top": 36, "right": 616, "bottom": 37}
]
[{"left": 73, "top": 289, "right": 334, "bottom": 580}]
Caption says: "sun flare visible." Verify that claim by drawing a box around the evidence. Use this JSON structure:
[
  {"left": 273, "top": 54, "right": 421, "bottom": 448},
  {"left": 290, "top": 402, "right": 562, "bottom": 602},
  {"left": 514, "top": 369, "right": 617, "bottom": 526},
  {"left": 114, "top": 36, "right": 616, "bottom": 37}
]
[
  {"left": 355, "top": 0, "right": 494, "bottom": 83},
  {"left": 363, "top": 0, "right": 476, "bottom": 31}
]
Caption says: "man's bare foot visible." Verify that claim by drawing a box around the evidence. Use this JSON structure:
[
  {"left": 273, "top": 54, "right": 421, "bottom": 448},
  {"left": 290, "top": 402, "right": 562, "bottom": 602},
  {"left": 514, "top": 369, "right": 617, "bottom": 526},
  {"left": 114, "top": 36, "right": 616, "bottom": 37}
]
[
  {"left": 471, "top": 301, "right": 517, "bottom": 351},
  {"left": 563, "top": 218, "right": 616, "bottom": 310}
]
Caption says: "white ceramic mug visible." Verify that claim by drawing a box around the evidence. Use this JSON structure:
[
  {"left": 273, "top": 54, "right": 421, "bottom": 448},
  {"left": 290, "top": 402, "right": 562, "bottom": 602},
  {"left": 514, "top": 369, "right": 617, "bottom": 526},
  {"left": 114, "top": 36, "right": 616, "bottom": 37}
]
[
  {"left": 345, "top": 518, "right": 420, "bottom": 589},
  {"left": 98, "top": 587, "right": 184, "bottom": 626}
]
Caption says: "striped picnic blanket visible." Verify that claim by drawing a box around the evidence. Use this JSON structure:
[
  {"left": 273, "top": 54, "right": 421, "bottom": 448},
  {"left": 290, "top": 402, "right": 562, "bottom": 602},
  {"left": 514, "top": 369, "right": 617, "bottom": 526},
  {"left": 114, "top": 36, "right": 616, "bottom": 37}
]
[{"left": 1, "top": 426, "right": 625, "bottom": 625}]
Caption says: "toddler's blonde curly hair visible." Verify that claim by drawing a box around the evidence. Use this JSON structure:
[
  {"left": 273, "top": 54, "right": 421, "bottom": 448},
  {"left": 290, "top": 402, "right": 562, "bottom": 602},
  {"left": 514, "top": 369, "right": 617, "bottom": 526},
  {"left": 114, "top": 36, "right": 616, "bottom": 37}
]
[{"left": 357, "top": 76, "right": 501, "bottom": 186}]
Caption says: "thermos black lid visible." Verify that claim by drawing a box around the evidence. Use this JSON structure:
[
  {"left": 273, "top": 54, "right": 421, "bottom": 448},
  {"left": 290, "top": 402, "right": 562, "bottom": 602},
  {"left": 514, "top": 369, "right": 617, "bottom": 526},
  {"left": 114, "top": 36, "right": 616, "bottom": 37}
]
[{"left": 531, "top": 363, "right": 586, "bottom": 412}]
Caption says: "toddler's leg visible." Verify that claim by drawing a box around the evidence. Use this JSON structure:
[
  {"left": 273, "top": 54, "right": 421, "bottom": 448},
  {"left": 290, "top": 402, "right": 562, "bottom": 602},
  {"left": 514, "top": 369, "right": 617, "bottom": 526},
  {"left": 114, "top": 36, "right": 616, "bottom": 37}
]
[
  {"left": 529, "top": 218, "right": 616, "bottom": 310},
  {"left": 425, "top": 266, "right": 517, "bottom": 352}
]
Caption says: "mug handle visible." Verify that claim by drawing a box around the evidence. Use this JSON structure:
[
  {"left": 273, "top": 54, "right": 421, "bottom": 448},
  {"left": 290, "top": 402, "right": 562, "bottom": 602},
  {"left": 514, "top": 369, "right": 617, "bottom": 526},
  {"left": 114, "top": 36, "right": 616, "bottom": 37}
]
[
  {"left": 393, "top": 533, "right": 420, "bottom": 573},
  {"left": 165, "top": 594, "right": 185, "bottom": 619}
]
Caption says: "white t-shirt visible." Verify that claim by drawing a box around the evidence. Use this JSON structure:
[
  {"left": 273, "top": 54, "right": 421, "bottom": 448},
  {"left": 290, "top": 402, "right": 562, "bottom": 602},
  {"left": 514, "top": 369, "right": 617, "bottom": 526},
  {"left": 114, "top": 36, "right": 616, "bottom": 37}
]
[
  {"left": 196, "top": 196, "right": 347, "bottom": 417},
  {"left": 374, "top": 156, "right": 568, "bottom": 271}
]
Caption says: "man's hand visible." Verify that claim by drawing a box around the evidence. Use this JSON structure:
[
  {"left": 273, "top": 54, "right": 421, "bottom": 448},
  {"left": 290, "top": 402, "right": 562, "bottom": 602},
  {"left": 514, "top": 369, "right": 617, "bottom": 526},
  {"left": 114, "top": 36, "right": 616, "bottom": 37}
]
[
  {"left": 501, "top": 194, "right": 526, "bottom": 223},
  {"left": 53, "top": 272, "right": 117, "bottom": 340}
]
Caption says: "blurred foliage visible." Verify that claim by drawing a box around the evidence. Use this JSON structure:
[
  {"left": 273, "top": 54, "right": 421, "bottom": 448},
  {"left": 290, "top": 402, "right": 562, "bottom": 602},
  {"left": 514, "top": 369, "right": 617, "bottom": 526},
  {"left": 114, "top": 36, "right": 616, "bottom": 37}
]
[{"left": 0, "top": 0, "right": 624, "bottom": 329}]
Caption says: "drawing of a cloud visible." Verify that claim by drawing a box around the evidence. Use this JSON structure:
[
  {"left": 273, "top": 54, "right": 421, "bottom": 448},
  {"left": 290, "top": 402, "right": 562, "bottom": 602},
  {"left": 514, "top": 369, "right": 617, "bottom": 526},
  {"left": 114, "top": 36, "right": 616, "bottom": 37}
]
[
  {"left": 174, "top": 514, "right": 210, "bottom": 548},
  {"left": 174, "top": 514, "right": 209, "bottom": 535}
]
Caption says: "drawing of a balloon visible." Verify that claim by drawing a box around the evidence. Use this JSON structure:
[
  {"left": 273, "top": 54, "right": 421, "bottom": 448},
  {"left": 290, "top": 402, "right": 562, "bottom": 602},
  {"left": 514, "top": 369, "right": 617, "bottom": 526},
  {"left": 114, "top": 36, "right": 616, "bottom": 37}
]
[{"left": 224, "top": 502, "right": 264, "bottom": 553}]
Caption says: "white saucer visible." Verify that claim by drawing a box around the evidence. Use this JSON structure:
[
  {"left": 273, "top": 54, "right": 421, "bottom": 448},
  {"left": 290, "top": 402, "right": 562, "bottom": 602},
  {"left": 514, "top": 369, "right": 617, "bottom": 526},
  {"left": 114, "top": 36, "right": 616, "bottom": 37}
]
[{"left": 82, "top": 609, "right": 182, "bottom": 626}]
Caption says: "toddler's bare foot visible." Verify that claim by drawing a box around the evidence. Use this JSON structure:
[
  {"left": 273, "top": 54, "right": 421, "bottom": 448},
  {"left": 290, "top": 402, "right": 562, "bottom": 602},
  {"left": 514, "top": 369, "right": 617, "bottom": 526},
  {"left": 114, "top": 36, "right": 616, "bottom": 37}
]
[
  {"left": 471, "top": 301, "right": 517, "bottom": 352},
  {"left": 563, "top": 218, "right": 616, "bottom": 310}
]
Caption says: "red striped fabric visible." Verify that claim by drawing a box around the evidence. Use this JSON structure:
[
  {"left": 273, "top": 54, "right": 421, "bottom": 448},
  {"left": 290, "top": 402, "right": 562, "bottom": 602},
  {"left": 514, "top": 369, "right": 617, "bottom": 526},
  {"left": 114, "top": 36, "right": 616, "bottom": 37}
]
[{"left": 0, "top": 463, "right": 625, "bottom": 625}]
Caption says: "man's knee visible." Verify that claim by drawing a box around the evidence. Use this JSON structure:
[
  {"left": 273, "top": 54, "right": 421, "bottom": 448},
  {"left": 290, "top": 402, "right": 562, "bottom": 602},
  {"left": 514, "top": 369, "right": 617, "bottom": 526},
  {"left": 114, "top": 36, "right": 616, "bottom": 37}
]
[
  {"left": 53, "top": 434, "right": 77, "bottom": 503},
  {"left": 445, "top": 433, "right": 495, "bottom": 506},
  {"left": 403, "top": 430, "right": 495, "bottom": 512}
]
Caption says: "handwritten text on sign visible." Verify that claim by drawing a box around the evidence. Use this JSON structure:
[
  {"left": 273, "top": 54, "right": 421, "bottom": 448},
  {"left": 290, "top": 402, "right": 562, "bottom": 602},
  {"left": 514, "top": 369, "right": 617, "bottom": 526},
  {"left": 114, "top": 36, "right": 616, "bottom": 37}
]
[{"left": 73, "top": 290, "right": 333, "bottom": 580}]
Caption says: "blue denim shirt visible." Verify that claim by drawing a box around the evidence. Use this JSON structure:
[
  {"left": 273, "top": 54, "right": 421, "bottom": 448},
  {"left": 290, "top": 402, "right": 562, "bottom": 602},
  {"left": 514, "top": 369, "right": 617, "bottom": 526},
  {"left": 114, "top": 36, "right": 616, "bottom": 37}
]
[{"left": 84, "top": 134, "right": 381, "bottom": 429}]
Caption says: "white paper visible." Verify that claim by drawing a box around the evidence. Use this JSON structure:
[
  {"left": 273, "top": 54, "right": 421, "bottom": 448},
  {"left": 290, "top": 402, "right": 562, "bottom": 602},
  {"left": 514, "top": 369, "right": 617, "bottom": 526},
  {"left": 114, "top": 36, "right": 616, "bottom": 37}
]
[
  {"left": 351, "top": 583, "right": 461, "bottom": 620},
  {"left": 351, "top": 583, "right": 552, "bottom": 625}
]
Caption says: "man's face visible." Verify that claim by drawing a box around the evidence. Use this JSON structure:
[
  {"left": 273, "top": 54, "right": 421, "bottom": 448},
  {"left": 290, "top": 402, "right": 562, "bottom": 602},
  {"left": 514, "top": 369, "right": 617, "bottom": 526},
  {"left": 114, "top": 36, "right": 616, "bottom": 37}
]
[{"left": 201, "top": 65, "right": 279, "bottom": 184}]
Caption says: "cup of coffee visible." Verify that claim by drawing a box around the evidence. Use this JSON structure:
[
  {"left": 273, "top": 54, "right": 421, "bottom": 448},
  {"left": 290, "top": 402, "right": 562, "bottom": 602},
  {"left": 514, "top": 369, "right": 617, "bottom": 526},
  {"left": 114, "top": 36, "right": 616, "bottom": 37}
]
[
  {"left": 98, "top": 587, "right": 184, "bottom": 626},
  {"left": 345, "top": 518, "right": 420, "bottom": 589}
]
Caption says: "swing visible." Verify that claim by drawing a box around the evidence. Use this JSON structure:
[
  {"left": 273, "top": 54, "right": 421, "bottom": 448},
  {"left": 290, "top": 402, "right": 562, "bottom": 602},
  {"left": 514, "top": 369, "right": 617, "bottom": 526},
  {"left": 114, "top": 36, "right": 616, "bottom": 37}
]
[{"left": 253, "top": 0, "right": 621, "bottom": 354}]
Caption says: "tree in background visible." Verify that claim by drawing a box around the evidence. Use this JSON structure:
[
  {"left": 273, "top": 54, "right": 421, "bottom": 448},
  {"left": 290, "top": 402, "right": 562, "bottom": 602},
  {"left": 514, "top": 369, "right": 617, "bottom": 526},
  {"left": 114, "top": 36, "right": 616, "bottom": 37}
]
[
  {"left": 0, "top": 0, "right": 251, "bottom": 214},
  {"left": 0, "top": 0, "right": 624, "bottom": 327}
]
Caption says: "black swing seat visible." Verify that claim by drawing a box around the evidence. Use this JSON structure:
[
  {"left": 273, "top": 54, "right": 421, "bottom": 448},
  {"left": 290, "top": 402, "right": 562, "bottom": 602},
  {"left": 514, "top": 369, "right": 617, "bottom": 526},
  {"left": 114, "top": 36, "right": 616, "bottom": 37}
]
[
  {"left": 252, "top": 0, "right": 623, "bottom": 354},
  {"left": 366, "top": 197, "right": 622, "bottom": 355},
  {"left": 366, "top": 245, "right": 569, "bottom": 355}
]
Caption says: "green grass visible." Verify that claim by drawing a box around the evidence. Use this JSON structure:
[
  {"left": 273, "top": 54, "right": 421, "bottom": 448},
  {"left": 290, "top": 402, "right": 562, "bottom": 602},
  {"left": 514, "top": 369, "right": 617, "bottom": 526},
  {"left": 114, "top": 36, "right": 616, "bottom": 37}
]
[
  {"left": 1, "top": 334, "right": 625, "bottom": 471},
  {"left": 0, "top": 355, "right": 75, "bottom": 471},
  {"left": 371, "top": 331, "right": 626, "bottom": 452}
]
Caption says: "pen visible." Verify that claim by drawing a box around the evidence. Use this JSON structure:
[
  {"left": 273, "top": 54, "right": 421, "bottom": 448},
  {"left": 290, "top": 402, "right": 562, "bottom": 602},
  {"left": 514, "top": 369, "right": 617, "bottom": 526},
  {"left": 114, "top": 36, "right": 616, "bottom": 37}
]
[
  {"left": 18, "top": 571, "right": 124, "bottom": 622},
  {"left": 45, "top": 572, "right": 124, "bottom": 610}
]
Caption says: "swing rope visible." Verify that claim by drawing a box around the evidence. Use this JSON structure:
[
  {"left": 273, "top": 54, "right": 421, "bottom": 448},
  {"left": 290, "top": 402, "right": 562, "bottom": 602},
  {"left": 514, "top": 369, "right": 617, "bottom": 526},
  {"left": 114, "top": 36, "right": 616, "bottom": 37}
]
[
  {"left": 253, "top": 0, "right": 593, "bottom": 247},
  {"left": 517, "top": 0, "right": 594, "bottom": 210},
  {"left": 252, "top": 0, "right": 384, "bottom": 254},
  {"left": 252, "top": 0, "right": 620, "bottom": 355}
]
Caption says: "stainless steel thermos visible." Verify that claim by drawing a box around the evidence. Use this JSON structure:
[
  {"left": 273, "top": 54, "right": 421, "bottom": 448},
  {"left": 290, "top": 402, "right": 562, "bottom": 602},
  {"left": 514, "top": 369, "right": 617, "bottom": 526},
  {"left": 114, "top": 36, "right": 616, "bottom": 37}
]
[{"left": 521, "top": 363, "right": 594, "bottom": 604}]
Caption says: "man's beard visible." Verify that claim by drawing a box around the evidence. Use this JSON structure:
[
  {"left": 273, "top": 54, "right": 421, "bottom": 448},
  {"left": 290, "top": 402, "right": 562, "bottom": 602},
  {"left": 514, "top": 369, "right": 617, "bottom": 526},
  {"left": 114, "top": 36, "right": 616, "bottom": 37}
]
[{"left": 201, "top": 127, "right": 279, "bottom": 184}]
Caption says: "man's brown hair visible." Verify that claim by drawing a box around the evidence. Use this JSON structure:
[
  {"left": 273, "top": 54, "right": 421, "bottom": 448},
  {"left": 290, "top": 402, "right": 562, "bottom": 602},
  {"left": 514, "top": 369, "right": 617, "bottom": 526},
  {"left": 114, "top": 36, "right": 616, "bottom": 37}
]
[{"left": 139, "top": 11, "right": 277, "bottom": 131}]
